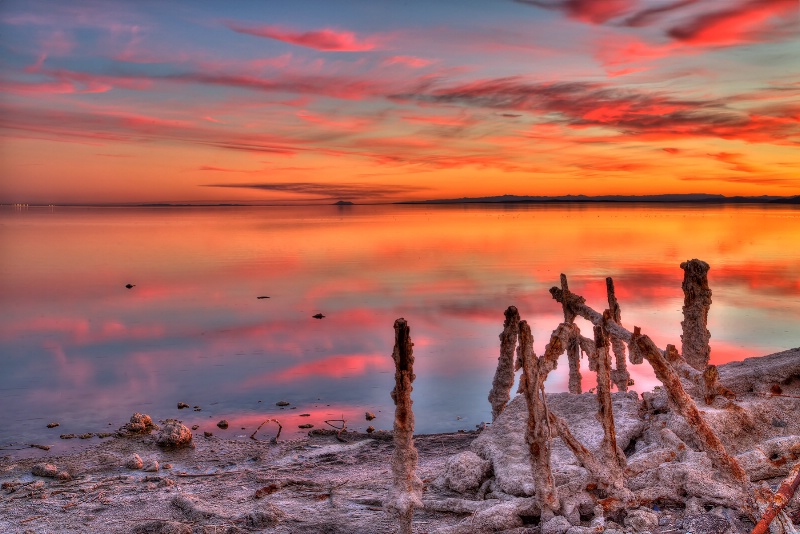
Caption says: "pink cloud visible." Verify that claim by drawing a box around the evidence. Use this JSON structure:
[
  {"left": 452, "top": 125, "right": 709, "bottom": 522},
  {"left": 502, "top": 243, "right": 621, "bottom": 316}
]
[
  {"left": 515, "top": 0, "right": 637, "bottom": 24},
  {"left": 226, "top": 22, "right": 379, "bottom": 52},
  {"left": 382, "top": 55, "right": 433, "bottom": 68}
]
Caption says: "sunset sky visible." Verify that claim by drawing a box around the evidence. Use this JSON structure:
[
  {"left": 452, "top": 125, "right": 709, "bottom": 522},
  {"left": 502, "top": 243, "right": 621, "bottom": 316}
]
[{"left": 1, "top": 0, "right": 798, "bottom": 205}]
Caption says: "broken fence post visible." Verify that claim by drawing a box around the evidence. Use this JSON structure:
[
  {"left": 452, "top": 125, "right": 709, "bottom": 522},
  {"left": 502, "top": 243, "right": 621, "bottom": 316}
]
[
  {"left": 489, "top": 306, "right": 520, "bottom": 421},
  {"left": 594, "top": 314, "right": 626, "bottom": 476},
  {"left": 385, "top": 318, "right": 423, "bottom": 534},
  {"left": 680, "top": 259, "right": 712, "bottom": 371}
]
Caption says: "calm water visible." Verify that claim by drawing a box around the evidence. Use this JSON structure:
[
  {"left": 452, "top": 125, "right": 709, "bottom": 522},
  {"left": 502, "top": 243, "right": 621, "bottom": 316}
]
[{"left": 1, "top": 204, "right": 799, "bottom": 456}]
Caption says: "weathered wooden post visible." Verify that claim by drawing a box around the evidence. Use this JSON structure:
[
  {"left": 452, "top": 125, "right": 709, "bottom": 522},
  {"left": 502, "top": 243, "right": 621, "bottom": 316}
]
[
  {"left": 489, "top": 306, "right": 520, "bottom": 421},
  {"left": 594, "top": 314, "right": 627, "bottom": 476},
  {"left": 560, "top": 275, "right": 583, "bottom": 394},
  {"left": 680, "top": 259, "right": 712, "bottom": 371},
  {"left": 606, "top": 277, "right": 631, "bottom": 391},
  {"left": 385, "top": 318, "right": 423, "bottom": 534}
]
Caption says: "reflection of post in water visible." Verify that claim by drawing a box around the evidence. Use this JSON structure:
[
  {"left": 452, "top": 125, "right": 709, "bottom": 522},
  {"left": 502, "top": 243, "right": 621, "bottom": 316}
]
[{"left": 385, "top": 318, "right": 422, "bottom": 534}]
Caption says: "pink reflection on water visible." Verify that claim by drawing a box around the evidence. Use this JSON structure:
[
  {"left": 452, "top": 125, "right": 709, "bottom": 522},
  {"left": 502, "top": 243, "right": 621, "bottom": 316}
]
[{"left": 241, "top": 353, "right": 392, "bottom": 388}]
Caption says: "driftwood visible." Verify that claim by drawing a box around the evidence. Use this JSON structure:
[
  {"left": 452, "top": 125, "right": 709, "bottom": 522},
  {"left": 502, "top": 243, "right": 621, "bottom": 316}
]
[
  {"left": 385, "top": 318, "right": 423, "bottom": 534},
  {"left": 593, "top": 318, "right": 626, "bottom": 479},
  {"left": 558, "top": 275, "right": 583, "bottom": 395},
  {"left": 680, "top": 259, "right": 712, "bottom": 371},
  {"left": 489, "top": 306, "right": 520, "bottom": 421}
]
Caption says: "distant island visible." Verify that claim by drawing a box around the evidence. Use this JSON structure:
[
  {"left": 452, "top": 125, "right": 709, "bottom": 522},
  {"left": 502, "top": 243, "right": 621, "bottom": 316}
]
[
  {"left": 399, "top": 194, "right": 800, "bottom": 205},
  {"left": 333, "top": 200, "right": 354, "bottom": 205}
]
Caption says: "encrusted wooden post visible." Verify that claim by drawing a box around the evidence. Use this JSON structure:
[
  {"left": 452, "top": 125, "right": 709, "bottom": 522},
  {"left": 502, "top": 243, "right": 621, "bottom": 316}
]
[
  {"left": 519, "top": 321, "right": 572, "bottom": 516},
  {"left": 680, "top": 259, "right": 712, "bottom": 371},
  {"left": 595, "top": 313, "right": 626, "bottom": 475},
  {"left": 606, "top": 277, "right": 631, "bottom": 391},
  {"left": 386, "top": 318, "right": 423, "bottom": 534},
  {"left": 489, "top": 306, "right": 520, "bottom": 421},
  {"left": 560, "top": 275, "right": 582, "bottom": 394}
]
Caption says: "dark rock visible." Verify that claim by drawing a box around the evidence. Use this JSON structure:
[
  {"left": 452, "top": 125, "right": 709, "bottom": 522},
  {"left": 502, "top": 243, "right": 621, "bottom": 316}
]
[
  {"left": 365, "top": 412, "right": 376, "bottom": 421},
  {"left": 217, "top": 420, "right": 229, "bottom": 429},
  {"left": 97, "top": 432, "right": 114, "bottom": 438},
  {"left": 366, "top": 426, "right": 375, "bottom": 433},
  {"left": 299, "top": 413, "right": 311, "bottom": 417},
  {"left": 257, "top": 296, "right": 270, "bottom": 299},
  {"left": 125, "top": 284, "right": 135, "bottom": 289},
  {"left": 204, "top": 431, "right": 213, "bottom": 438},
  {"left": 60, "top": 434, "right": 77, "bottom": 439},
  {"left": 46, "top": 422, "right": 59, "bottom": 428},
  {"left": 312, "top": 313, "right": 325, "bottom": 319},
  {"left": 177, "top": 402, "right": 189, "bottom": 409},
  {"left": 191, "top": 425, "right": 199, "bottom": 430},
  {"left": 155, "top": 419, "right": 193, "bottom": 448},
  {"left": 79, "top": 432, "right": 94, "bottom": 439},
  {"left": 276, "top": 401, "right": 290, "bottom": 407},
  {"left": 298, "top": 424, "right": 313, "bottom": 429},
  {"left": 143, "top": 460, "right": 159, "bottom": 472}
]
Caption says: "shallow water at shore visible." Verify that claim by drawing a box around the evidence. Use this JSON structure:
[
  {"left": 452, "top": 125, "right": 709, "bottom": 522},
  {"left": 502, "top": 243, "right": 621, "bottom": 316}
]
[{"left": 1, "top": 203, "right": 799, "bottom": 455}]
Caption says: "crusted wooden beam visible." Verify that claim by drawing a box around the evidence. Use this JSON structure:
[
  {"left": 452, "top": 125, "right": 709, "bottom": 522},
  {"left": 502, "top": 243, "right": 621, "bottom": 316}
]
[
  {"left": 751, "top": 461, "right": 800, "bottom": 534},
  {"left": 665, "top": 344, "right": 735, "bottom": 405},
  {"left": 385, "top": 318, "right": 423, "bottom": 534},
  {"left": 606, "top": 277, "right": 631, "bottom": 392},
  {"left": 629, "top": 329, "right": 751, "bottom": 494},
  {"left": 518, "top": 320, "right": 560, "bottom": 515},
  {"left": 680, "top": 259, "right": 712, "bottom": 371},
  {"left": 489, "top": 306, "right": 520, "bottom": 421},
  {"left": 595, "top": 314, "right": 626, "bottom": 474}
]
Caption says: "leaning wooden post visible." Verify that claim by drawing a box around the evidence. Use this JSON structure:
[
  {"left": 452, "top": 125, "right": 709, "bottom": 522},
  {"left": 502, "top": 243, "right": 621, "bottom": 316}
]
[
  {"left": 489, "top": 306, "right": 520, "bottom": 421},
  {"left": 594, "top": 313, "right": 626, "bottom": 475},
  {"left": 519, "top": 321, "right": 568, "bottom": 517},
  {"left": 680, "top": 259, "right": 712, "bottom": 371},
  {"left": 385, "top": 318, "right": 423, "bottom": 534},
  {"left": 560, "top": 275, "right": 583, "bottom": 394},
  {"left": 606, "top": 278, "right": 631, "bottom": 392}
]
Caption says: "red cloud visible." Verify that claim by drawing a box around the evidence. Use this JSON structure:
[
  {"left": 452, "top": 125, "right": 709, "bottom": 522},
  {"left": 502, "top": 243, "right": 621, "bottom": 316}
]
[
  {"left": 226, "top": 22, "right": 378, "bottom": 51},
  {"left": 667, "top": 0, "right": 798, "bottom": 46},
  {"left": 515, "top": 0, "right": 638, "bottom": 23}
]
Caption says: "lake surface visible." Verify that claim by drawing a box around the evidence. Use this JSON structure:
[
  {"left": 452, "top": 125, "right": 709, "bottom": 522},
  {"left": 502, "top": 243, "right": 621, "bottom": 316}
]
[{"left": 1, "top": 203, "right": 799, "bottom": 456}]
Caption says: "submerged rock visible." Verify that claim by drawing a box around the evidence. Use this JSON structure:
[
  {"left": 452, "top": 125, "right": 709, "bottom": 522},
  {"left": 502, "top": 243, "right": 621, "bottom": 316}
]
[{"left": 156, "top": 419, "right": 192, "bottom": 448}]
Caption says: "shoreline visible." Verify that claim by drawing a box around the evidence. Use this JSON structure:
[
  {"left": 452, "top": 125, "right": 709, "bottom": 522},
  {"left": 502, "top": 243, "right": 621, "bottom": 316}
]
[{"left": 2, "top": 348, "right": 799, "bottom": 533}]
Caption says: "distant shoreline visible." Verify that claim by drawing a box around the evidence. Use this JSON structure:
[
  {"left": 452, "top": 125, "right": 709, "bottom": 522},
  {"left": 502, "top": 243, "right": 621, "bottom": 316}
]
[{"left": 3, "top": 193, "right": 799, "bottom": 208}]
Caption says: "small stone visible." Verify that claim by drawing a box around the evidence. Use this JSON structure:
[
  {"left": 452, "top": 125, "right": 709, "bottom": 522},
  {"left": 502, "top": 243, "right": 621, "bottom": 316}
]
[
  {"left": 163, "top": 463, "right": 172, "bottom": 469},
  {"left": 56, "top": 471, "right": 72, "bottom": 481},
  {"left": 193, "top": 406, "right": 201, "bottom": 411},
  {"left": 155, "top": 419, "right": 193, "bottom": 448},
  {"left": 365, "top": 412, "right": 376, "bottom": 421},
  {"left": 366, "top": 426, "right": 375, "bottom": 433},
  {"left": 177, "top": 402, "right": 189, "bottom": 409},
  {"left": 276, "top": 401, "right": 290, "bottom": 407},
  {"left": 143, "top": 460, "right": 159, "bottom": 472},
  {"left": 124, "top": 413, "right": 156, "bottom": 434},
  {"left": 204, "top": 431, "right": 213, "bottom": 438},
  {"left": 217, "top": 420, "right": 229, "bottom": 429},
  {"left": 191, "top": 425, "right": 199, "bottom": 430},
  {"left": 126, "top": 454, "right": 144, "bottom": 470},
  {"left": 46, "top": 422, "right": 59, "bottom": 428},
  {"left": 60, "top": 434, "right": 77, "bottom": 439},
  {"left": 625, "top": 509, "right": 659, "bottom": 533},
  {"left": 32, "top": 463, "right": 58, "bottom": 477},
  {"left": 79, "top": 433, "right": 94, "bottom": 439},
  {"left": 298, "top": 424, "right": 313, "bottom": 429},
  {"left": 299, "top": 413, "right": 311, "bottom": 417}
]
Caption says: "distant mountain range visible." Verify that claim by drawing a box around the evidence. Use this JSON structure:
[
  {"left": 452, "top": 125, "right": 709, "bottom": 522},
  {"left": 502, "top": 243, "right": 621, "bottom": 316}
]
[{"left": 400, "top": 194, "right": 800, "bottom": 205}]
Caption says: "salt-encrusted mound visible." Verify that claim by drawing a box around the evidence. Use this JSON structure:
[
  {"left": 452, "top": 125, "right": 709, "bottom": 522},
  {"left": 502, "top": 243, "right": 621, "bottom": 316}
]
[{"left": 471, "top": 391, "right": 643, "bottom": 497}]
